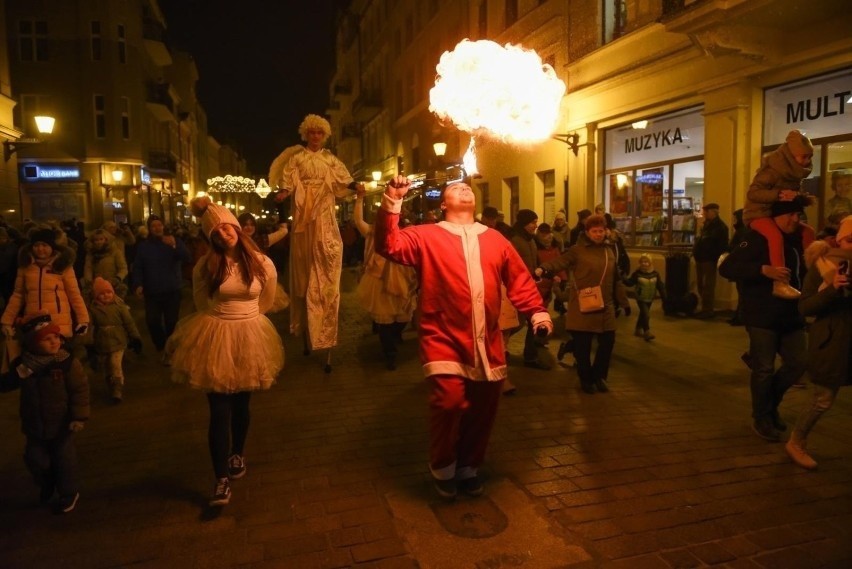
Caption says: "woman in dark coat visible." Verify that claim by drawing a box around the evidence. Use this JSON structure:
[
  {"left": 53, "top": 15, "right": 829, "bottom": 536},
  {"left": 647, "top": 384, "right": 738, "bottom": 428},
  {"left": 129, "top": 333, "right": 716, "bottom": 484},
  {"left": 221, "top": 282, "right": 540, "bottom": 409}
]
[
  {"left": 788, "top": 223, "right": 852, "bottom": 469},
  {"left": 538, "top": 215, "right": 630, "bottom": 394}
]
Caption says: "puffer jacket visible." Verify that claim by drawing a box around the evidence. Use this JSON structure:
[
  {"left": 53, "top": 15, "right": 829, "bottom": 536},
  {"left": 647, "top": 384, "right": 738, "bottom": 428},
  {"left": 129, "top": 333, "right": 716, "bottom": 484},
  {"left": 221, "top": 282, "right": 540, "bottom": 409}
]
[
  {"left": 539, "top": 237, "right": 630, "bottom": 333},
  {"left": 90, "top": 300, "right": 141, "bottom": 354},
  {"left": 0, "top": 351, "right": 89, "bottom": 440},
  {"left": 0, "top": 245, "right": 89, "bottom": 338},
  {"left": 744, "top": 143, "right": 812, "bottom": 224},
  {"left": 83, "top": 235, "right": 128, "bottom": 297}
]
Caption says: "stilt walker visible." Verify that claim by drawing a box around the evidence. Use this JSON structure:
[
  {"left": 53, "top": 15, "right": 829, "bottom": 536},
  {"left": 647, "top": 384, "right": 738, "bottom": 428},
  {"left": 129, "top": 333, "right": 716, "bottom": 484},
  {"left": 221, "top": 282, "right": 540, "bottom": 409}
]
[{"left": 268, "top": 115, "right": 364, "bottom": 372}]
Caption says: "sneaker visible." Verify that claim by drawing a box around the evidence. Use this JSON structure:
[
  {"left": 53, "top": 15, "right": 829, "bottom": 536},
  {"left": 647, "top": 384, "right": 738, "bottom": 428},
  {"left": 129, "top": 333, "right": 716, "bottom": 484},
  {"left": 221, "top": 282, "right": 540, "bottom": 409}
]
[
  {"left": 501, "top": 379, "right": 517, "bottom": 396},
  {"left": 458, "top": 476, "right": 484, "bottom": 497},
  {"left": 433, "top": 477, "right": 457, "bottom": 499},
  {"left": 55, "top": 492, "right": 79, "bottom": 514},
  {"left": 643, "top": 330, "right": 655, "bottom": 341},
  {"left": 785, "top": 438, "right": 818, "bottom": 470},
  {"left": 227, "top": 454, "right": 246, "bottom": 480},
  {"left": 210, "top": 478, "right": 231, "bottom": 506},
  {"left": 752, "top": 419, "right": 781, "bottom": 442}
]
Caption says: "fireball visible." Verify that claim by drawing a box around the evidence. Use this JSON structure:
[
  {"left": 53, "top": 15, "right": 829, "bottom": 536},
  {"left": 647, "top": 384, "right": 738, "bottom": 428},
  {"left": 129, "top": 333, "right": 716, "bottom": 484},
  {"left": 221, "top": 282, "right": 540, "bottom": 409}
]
[{"left": 429, "top": 39, "right": 566, "bottom": 145}]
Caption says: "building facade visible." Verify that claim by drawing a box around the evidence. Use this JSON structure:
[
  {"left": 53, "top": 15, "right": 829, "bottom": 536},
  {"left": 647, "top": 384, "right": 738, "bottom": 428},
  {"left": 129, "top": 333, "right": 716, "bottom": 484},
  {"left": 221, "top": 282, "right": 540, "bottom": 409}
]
[{"left": 1, "top": 0, "right": 247, "bottom": 229}]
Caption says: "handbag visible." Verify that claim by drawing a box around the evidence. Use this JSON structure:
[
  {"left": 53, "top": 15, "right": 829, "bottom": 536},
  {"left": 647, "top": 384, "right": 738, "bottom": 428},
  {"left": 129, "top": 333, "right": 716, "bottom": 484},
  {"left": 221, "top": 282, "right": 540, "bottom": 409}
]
[{"left": 574, "top": 249, "right": 608, "bottom": 314}]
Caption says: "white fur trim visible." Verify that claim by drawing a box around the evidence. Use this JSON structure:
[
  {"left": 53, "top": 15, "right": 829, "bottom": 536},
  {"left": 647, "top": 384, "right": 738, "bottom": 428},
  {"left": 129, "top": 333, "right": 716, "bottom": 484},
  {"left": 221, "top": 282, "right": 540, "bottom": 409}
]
[
  {"left": 381, "top": 193, "right": 403, "bottom": 213},
  {"left": 430, "top": 461, "right": 456, "bottom": 481}
]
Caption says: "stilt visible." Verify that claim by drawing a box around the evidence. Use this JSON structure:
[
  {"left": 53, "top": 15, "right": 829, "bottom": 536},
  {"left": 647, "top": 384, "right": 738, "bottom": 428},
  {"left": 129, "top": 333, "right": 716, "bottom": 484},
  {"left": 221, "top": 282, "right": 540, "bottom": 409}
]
[{"left": 324, "top": 349, "right": 332, "bottom": 373}]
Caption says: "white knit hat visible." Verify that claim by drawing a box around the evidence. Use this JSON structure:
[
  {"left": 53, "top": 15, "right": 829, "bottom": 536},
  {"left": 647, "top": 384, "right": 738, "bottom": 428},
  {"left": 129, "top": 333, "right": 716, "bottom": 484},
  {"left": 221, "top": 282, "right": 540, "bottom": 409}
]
[{"left": 189, "top": 196, "right": 240, "bottom": 239}]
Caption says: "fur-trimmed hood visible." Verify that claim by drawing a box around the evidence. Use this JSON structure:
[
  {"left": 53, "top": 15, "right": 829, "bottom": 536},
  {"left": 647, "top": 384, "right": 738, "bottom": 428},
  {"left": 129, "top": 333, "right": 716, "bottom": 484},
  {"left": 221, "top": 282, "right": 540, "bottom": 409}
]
[{"left": 17, "top": 241, "right": 74, "bottom": 272}]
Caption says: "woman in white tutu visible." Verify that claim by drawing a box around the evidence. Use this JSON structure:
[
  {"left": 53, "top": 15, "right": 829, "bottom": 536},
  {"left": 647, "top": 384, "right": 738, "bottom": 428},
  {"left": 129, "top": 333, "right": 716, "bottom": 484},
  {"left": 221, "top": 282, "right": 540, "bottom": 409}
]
[
  {"left": 353, "top": 186, "right": 418, "bottom": 370},
  {"left": 168, "top": 197, "right": 284, "bottom": 507}
]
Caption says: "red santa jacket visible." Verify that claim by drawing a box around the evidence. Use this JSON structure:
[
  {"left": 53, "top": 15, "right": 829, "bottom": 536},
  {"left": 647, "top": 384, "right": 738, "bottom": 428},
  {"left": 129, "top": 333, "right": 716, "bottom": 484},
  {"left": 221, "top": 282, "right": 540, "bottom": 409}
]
[{"left": 375, "top": 194, "right": 550, "bottom": 381}]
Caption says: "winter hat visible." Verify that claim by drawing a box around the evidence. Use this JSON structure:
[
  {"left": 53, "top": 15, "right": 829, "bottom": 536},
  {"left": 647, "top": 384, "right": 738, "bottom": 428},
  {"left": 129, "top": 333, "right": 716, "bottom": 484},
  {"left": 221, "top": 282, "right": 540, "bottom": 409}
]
[
  {"left": 17, "top": 312, "right": 61, "bottom": 349},
  {"left": 537, "top": 223, "right": 552, "bottom": 233},
  {"left": 771, "top": 194, "right": 812, "bottom": 217},
  {"left": 702, "top": 203, "right": 720, "bottom": 211},
  {"left": 515, "top": 209, "right": 538, "bottom": 227},
  {"left": 786, "top": 129, "right": 814, "bottom": 157},
  {"left": 836, "top": 216, "right": 852, "bottom": 243},
  {"left": 190, "top": 196, "right": 241, "bottom": 239},
  {"left": 28, "top": 227, "right": 57, "bottom": 250},
  {"left": 93, "top": 277, "right": 115, "bottom": 298}
]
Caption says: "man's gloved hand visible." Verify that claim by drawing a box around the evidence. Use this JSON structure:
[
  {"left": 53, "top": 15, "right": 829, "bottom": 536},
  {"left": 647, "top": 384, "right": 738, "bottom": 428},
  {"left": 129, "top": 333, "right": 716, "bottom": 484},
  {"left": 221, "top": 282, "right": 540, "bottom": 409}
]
[
  {"left": 74, "top": 324, "right": 88, "bottom": 336},
  {"left": 128, "top": 337, "right": 142, "bottom": 354},
  {"left": 69, "top": 421, "right": 85, "bottom": 433}
]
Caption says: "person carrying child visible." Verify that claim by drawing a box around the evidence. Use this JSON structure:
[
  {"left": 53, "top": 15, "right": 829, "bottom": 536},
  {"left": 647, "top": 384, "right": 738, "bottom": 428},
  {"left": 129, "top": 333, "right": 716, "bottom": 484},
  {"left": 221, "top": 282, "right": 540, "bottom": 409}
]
[
  {"left": 89, "top": 277, "right": 142, "bottom": 403},
  {"left": 744, "top": 129, "right": 816, "bottom": 299},
  {"left": 624, "top": 253, "right": 667, "bottom": 341},
  {"left": 0, "top": 312, "right": 89, "bottom": 513}
]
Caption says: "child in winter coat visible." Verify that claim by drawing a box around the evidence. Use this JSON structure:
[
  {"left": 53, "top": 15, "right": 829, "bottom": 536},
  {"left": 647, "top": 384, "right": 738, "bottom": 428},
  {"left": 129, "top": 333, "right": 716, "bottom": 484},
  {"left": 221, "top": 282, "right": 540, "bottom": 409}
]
[
  {"left": 745, "top": 129, "right": 816, "bottom": 299},
  {"left": 623, "top": 254, "right": 666, "bottom": 341},
  {"left": 89, "top": 277, "right": 142, "bottom": 402},
  {"left": 0, "top": 312, "right": 89, "bottom": 513}
]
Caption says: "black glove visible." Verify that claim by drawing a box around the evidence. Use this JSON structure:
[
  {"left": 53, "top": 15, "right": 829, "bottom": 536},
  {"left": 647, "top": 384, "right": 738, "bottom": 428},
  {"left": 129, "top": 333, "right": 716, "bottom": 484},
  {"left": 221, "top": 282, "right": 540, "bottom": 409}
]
[
  {"left": 624, "top": 305, "right": 632, "bottom": 317},
  {"left": 128, "top": 337, "right": 142, "bottom": 354}
]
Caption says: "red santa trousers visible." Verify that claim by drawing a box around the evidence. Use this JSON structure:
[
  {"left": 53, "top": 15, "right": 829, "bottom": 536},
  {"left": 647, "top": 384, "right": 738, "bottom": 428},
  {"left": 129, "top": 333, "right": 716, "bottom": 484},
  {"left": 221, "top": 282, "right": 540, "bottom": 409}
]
[{"left": 428, "top": 374, "right": 503, "bottom": 481}]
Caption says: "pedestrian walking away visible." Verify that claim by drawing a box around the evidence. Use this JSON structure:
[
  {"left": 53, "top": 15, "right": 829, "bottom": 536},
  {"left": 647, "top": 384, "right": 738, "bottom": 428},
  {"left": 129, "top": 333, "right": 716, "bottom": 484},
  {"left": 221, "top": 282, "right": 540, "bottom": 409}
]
[
  {"left": 166, "top": 197, "right": 284, "bottom": 507},
  {"left": 375, "top": 175, "right": 552, "bottom": 499}
]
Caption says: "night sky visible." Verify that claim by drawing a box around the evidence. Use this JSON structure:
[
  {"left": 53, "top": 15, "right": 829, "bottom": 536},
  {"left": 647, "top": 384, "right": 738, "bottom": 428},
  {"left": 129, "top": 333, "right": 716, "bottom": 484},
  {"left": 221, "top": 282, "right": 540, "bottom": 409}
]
[{"left": 158, "top": 0, "right": 351, "bottom": 176}]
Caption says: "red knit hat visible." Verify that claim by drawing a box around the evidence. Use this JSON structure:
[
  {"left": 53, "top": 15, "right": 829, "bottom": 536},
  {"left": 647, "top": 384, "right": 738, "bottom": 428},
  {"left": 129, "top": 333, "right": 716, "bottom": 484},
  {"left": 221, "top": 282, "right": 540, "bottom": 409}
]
[
  {"left": 93, "top": 277, "right": 115, "bottom": 298},
  {"left": 17, "top": 312, "right": 61, "bottom": 349}
]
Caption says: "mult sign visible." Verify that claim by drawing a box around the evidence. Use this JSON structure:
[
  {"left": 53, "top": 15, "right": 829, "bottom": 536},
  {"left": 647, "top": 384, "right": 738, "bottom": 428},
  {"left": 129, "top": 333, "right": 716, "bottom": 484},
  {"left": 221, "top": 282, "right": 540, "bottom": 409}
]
[
  {"left": 21, "top": 165, "right": 81, "bottom": 180},
  {"left": 763, "top": 68, "right": 851, "bottom": 145}
]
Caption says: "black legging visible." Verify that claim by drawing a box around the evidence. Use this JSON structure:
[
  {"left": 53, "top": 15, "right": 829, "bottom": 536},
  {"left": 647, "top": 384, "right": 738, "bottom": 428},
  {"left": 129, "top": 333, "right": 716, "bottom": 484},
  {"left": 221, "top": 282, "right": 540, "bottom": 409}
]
[{"left": 206, "top": 392, "right": 252, "bottom": 479}]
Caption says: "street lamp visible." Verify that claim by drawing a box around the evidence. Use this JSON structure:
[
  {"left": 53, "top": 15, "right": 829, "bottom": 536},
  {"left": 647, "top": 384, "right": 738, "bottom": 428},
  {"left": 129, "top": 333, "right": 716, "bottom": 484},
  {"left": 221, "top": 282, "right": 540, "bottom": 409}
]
[
  {"left": 433, "top": 142, "right": 447, "bottom": 157},
  {"left": 4, "top": 115, "right": 56, "bottom": 162},
  {"left": 111, "top": 168, "right": 124, "bottom": 184},
  {"left": 255, "top": 178, "right": 271, "bottom": 199}
]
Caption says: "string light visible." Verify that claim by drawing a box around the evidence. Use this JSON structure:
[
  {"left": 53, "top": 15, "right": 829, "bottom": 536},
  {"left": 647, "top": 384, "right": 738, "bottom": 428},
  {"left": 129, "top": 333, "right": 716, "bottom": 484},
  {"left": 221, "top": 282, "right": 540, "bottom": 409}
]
[{"left": 207, "top": 175, "right": 257, "bottom": 193}]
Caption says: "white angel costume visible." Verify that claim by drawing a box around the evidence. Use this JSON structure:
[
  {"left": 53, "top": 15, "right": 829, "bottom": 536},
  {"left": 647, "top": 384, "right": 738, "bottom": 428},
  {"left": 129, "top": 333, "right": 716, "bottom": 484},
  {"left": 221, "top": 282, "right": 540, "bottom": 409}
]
[
  {"left": 168, "top": 255, "right": 284, "bottom": 393},
  {"left": 271, "top": 145, "right": 354, "bottom": 350}
]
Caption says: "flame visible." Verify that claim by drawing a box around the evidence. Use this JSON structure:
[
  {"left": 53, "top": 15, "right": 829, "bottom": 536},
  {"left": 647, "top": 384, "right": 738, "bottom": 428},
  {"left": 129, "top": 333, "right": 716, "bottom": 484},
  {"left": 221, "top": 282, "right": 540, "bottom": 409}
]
[
  {"left": 462, "top": 139, "right": 478, "bottom": 177},
  {"left": 429, "top": 39, "right": 565, "bottom": 145}
]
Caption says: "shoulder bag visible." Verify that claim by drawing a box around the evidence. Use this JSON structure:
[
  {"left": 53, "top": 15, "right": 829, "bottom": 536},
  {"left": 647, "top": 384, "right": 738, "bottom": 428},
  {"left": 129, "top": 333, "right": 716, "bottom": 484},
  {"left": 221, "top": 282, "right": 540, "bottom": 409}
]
[{"left": 574, "top": 248, "right": 608, "bottom": 313}]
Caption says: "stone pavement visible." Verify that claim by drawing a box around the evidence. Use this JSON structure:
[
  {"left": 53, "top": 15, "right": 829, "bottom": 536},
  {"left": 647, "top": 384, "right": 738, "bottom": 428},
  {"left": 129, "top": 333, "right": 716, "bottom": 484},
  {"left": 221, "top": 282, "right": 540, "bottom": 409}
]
[{"left": 1, "top": 267, "right": 851, "bottom": 568}]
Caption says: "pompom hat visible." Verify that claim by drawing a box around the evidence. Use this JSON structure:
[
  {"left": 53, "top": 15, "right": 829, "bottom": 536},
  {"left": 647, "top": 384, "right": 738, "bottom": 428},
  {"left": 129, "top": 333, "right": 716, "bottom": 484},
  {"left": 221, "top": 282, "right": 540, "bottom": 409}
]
[
  {"left": 17, "top": 312, "right": 61, "bottom": 349},
  {"left": 28, "top": 227, "right": 57, "bottom": 250},
  {"left": 93, "top": 277, "right": 114, "bottom": 297},
  {"left": 190, "top": 196, "right": 241, "bottom": 238}
]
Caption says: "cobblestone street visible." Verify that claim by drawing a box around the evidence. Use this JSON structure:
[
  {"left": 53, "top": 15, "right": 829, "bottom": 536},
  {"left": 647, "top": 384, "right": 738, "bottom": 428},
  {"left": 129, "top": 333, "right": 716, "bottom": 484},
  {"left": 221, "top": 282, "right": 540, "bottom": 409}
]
[{"left": 1, "top": 267, "right": 851, "bottom": 568}]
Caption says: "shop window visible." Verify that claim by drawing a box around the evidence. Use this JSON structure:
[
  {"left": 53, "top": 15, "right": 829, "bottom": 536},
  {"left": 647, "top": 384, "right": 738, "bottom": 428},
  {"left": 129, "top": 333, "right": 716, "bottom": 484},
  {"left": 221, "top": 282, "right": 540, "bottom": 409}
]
[{"left": 821, "top": 141, "right": 852, "bottom": 227}]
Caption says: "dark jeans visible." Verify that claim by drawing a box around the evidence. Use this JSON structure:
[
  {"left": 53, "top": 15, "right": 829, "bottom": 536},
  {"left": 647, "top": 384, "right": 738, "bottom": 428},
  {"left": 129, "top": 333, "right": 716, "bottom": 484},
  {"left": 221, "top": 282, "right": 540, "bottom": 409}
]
[
  {"left": 25, "top": 431, "right": 78, "bottom": 498},
  {"left": 747, "top": 326, "right": 807, "bottom": 421},
  {"left": 207, "top": 392, "right": 252, "bottom": 479},
  {"left": 144, "top": 290, "right": 182, "bottom": 351},
  {"left": 695, "top": 260, "right": 717, "bottom": 312},
  {"left": 635, "top": 300, "right": 653, "bottom": 331},
  {"left": 570, "top": 330, "right": 616, "bottom": 386}
]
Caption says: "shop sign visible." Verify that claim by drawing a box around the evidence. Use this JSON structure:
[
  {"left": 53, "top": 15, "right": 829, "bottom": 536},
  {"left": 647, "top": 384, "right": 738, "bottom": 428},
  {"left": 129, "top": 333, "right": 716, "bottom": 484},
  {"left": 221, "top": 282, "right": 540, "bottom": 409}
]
[
  {"left": 605, "top": 107, "right": 704, "bottom": 170},
  {"left": 764, "top": 68, "right": 852, "bottom": 145},
  {"left": 140, "top": 168, "right": 151, "bottom": 185},
  {"left": 21, "top": 164, "right": 81, "bottom": 180},
  {"left": 424, "top": 188, "right": 442, "bottom": 199}
]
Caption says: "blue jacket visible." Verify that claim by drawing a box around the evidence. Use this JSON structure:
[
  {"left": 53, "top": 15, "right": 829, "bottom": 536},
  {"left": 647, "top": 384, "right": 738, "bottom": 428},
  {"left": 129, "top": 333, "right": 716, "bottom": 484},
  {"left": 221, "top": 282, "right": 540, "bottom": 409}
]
[{"left": 131, "top": 237, "right": 190, "bottom": 295}]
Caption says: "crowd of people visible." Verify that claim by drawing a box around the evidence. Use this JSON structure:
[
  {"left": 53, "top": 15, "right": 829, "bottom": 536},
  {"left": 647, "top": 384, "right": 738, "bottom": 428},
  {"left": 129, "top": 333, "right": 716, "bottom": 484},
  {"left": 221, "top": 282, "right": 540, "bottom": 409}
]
[{"left": 0, "top": 125, "right": 849, "bottom": 514}]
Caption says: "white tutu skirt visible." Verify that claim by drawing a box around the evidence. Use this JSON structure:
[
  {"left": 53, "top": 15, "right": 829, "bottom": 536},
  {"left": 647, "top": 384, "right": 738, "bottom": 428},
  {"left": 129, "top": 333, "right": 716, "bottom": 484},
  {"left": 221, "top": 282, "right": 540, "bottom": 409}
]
[{"left": 167, "top": 312, "right": 285, "bottom": 393}]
